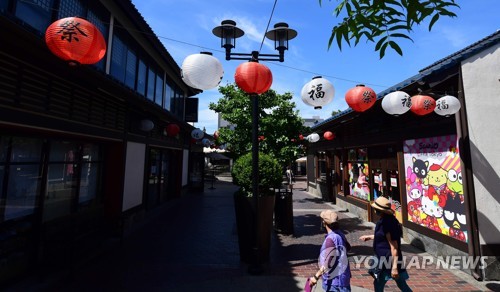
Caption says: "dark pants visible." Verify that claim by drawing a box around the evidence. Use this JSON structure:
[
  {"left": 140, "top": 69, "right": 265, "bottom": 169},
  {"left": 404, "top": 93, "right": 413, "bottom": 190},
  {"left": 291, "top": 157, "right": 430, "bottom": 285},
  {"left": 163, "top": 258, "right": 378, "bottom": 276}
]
[{"left": 373, "top": 270, "right": 412, "bottom": 292}]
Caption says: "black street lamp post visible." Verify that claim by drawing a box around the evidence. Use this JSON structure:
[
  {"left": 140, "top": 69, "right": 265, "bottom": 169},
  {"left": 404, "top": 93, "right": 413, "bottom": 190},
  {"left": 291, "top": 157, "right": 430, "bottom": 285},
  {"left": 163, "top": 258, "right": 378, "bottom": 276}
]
[{"left": 212, "top": 19, "right": 296, "bottom": 274}]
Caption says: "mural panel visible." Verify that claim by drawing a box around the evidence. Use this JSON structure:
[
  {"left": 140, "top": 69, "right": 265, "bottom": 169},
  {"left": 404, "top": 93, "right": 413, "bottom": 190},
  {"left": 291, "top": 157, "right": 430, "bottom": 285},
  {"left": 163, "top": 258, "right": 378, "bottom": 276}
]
[{"left": 403, "top": 135, "right": 467, "bottom": 242}]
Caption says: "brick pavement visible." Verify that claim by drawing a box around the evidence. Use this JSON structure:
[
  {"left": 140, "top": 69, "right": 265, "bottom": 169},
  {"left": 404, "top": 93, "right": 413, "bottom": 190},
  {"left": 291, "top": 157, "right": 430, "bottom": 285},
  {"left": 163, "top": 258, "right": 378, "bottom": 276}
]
[
  {"left": 8, "top": 175, "right": 498, "bottom": 291},
  {"left": 286, "top": 178, "right": 496, "bottom": 292}
]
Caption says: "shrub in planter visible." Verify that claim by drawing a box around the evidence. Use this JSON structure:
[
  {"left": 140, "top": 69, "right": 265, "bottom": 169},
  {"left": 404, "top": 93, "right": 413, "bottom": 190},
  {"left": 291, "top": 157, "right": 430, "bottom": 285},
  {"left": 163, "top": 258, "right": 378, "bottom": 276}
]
[
  {"left": 231, "top": 152, "right": 282, "bottom": 263},
  {"left": 231, "top": 152, "right": 282, "bottom": 195}
]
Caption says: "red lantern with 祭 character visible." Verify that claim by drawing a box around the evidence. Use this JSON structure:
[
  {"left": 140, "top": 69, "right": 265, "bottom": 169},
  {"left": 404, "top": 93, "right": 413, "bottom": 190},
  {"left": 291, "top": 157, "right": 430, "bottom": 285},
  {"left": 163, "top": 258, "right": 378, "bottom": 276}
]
[
  {"left": 345, "top": 84, "right": 377, "bottom": 112},
  {"left": 45, "top": 17, "right": 106, "bottom": 65},
  {"left": 166, "top": 124, "right": 180, "bottom": 136},
  {"left": 410, "top": 95, "right": 436, "bottom": 116},
  {"left": 234, "top": 61, "right": 273, "bottom": 94},
  {"left": 323, "top": 131, "right": 335, "bottom": 141}
]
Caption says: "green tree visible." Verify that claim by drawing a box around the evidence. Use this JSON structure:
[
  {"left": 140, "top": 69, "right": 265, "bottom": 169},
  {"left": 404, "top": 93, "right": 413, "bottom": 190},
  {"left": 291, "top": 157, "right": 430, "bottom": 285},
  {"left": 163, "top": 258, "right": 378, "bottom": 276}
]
[
  {"left": 332, "top": 109, "right": 343, "bottom": 116},
  {"left": 209, "top": 83, "right": 307, "bottom": 166},
  {"left": 320, "top": 0, "right": 460, "bottom": 58}
]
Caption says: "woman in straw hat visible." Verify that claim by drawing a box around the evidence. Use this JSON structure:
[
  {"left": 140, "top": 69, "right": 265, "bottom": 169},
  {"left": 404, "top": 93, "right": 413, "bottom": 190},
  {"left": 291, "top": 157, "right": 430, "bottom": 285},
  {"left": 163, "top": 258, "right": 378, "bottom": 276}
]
[{"left": 359, "top": 196, "right": 412, "bottom": 292}]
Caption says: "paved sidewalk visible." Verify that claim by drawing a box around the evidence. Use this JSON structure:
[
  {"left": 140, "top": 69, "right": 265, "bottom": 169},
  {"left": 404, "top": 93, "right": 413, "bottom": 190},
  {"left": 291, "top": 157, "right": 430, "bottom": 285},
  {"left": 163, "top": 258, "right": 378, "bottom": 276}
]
[{"left": 8, "top": 176, "right": 499, "bottom": 291}]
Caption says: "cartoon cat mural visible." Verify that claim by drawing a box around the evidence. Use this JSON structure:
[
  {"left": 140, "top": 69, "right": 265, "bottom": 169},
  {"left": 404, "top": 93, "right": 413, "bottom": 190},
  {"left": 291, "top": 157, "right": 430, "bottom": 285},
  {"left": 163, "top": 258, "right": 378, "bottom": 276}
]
[
  {"left": 420, "top": 193, "right": 444, "bottom": 233},
  {"left": 412, "top": 157, "right": 429, "bottom": 181}
]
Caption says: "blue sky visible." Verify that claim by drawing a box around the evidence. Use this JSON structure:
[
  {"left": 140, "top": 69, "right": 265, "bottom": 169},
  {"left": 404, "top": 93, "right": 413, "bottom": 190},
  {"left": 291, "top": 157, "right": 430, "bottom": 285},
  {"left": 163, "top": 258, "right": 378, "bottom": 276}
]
[{"left": 131, "top": 0, "right": 499, "bottom": 135}]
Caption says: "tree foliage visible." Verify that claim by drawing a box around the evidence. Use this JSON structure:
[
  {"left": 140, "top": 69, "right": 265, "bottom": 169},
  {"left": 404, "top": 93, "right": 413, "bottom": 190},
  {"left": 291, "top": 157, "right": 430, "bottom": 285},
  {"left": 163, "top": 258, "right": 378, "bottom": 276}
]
[
  {"left": 232, "top": 152, "right": 283, "bottom": 195},
  {"left": 208, "top": 83, "right": 308, "bottom": 166},
  {"left": 331, "top": 109, "right": 343, "bottom": 116},
  {"left": 319, "top": 0, "right": 460, "bottom": 58}
]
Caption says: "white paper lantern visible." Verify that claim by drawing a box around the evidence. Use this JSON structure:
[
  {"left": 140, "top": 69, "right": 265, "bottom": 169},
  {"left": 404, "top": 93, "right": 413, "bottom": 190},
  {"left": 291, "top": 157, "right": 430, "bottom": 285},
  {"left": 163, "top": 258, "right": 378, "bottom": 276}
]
[
  {"left": 139, "top": 119, "right": 154, "bottom": 132},
  {"left": 307, "top": 133, "right": 320, "bottom": 143},
  {"left": 181, "top": 52, "right": 223, "bottom": 90},
  {"left": 301, "top": 76, "right": 335, "bottom": 109},
  {"left": 191, "top": 128, "right": 204, "bottom": 140},
  {"left": 202, "top": 138, "right": 211, "bottom": 147},
  {"left": 382, "top": 91, "right": 412, "bottom": 116},
  {"left": 434, "top": 95, "right": 461, "bottom": 116}
]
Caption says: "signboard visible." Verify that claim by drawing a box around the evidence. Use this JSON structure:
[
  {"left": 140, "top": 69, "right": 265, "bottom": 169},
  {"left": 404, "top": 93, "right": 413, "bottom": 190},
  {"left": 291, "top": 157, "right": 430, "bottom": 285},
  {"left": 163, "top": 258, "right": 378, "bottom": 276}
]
[{"left": 185, "top": 97, "right": 198, "bottom": 122}]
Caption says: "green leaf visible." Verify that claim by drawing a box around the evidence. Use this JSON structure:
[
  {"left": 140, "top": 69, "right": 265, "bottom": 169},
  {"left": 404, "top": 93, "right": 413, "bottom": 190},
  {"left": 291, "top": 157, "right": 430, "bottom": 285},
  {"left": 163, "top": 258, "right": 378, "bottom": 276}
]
[
  {"left": 379, "top": 42, "right": 389, "bottom": 59},
  {"left": 388, "top": 41, "right": 403, "bottom": 56},
  {"left": 429, "top": 13, "right": 440, "bottom": 31},
  {"left": 375, "top": 35, "right": 388, "bottom": 51},
  {"left": 389, "top": 33, "right": 413, "bottom": 41}
]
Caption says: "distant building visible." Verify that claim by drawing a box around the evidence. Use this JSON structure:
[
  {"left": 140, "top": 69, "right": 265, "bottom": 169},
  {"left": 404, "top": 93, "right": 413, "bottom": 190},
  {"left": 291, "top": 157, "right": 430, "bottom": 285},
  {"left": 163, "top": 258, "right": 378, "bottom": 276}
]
[
  {"left": 302, "top": 115, "right": 324, "bottom": 128},
  {"left": 218, "top": 114, "right": 235, "bottom": 130}
]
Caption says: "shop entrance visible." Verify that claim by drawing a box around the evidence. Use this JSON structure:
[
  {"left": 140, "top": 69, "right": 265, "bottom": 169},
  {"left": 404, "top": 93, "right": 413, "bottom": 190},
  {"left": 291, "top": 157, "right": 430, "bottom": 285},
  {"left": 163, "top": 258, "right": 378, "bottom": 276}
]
[{"left": 369, "top": 155, "right": 402, "bottom": 223}]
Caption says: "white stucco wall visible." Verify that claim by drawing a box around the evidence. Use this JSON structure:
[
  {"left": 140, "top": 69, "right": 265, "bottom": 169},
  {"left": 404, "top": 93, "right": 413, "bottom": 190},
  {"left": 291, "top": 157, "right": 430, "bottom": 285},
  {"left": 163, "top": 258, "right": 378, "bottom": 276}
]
[
  {"left": 122, "top": 142, "right": 146, "bottom": 211},
  {"left": 461, "top": 43, "right": 500, "bottom": 245}
]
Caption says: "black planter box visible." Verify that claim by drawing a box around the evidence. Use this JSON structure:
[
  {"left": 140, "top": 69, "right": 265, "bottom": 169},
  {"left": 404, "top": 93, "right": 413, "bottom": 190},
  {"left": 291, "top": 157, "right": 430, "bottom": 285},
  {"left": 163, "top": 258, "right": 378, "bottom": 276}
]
[{"left": 234, "top": 193, "right": 275, "bottom": 263}]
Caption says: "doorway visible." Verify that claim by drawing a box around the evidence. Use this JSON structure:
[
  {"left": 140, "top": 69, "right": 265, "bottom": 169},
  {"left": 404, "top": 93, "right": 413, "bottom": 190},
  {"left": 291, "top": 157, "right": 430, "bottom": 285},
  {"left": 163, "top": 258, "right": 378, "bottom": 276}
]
[{"left": 369, "top": 153, "right": 402, "bottom": 223}]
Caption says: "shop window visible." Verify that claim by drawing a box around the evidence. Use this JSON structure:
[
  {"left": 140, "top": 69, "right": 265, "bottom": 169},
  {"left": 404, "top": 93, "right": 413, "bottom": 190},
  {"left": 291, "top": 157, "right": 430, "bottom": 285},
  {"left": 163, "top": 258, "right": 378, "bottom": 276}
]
[
  {"left": 110, "top": 35, "right": 127, "bottom": 82},
  {"left": 58, "top": 0, "right": 84, "bottom": 19},
  {"left": 0, "top": 136, "right": 102, "bottom": 223},
  {"left": 316, "top": 151, "right": 327, "bottom": 179},
  {"left": 155, "top": 74, "right": 164, "bottom": 107},
  {"left": 146, "top": 147, "right": 176, "bottom": 209},
  {"left": 125, "top": 50, "right": 137, "bottom": 89},
  {"left": 137, "top": 60, "right": 147, "bottom": 95},
  {"left": 347, "top": 148, "right": 370, "bottom": 200},
  {"left": 43, "top": 141, "right": 77, "bottom": 222},
  {"left": 164, "top": 81, "right": 172, "bottom": 111},
  {"left": 78, "top": 144, "right": 102, "bottom": 206},
  {"left": 146, "top": 68, "right": 156, "bottom": 102},
  {"left": 14, "top": 0, "right": 53, "bottom": 33},
  {"left": 3, "top": 137, "right": 43, "bottom": 221},
  {"left": 0, "top": 0, "right": 9, "bottom": 11}
]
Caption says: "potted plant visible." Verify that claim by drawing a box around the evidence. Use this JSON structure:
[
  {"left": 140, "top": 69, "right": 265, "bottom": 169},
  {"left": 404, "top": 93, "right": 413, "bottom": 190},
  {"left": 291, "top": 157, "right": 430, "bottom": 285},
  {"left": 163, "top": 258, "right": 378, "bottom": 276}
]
[{"left": 231, "top": 152, "right": 282, "bottom": 263}]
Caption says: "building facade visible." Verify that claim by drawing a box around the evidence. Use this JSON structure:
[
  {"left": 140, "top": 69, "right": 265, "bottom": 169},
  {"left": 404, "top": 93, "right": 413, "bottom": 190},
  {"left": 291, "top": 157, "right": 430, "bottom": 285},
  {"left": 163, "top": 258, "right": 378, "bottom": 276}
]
[
  {"left": 0, "top": 0, "right": 205, "bottom": 285},
  {"left": 306, "top": 31, "right": 500, "bottom": 281}
]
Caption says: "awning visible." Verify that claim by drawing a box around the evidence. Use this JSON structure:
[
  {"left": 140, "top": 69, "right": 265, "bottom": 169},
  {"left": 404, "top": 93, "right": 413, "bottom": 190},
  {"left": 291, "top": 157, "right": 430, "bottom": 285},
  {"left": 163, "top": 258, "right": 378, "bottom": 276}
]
[
  {"left": 206, "top": 152, "right": 231, "bottom": 160},
  {"left": 296, "top": 157, "right": 306, "bottom": 162}
]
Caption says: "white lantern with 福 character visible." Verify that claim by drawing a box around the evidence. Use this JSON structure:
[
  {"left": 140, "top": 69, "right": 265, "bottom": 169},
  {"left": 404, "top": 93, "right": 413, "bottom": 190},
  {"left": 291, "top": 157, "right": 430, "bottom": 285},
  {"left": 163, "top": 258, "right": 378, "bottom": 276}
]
[
  {"left": 301, "top": 76, "right": 334, "bottom": 109},
  {"left": 434, "top": 95, "right": 461, "bottom": 117},
  {"left": 382, "top": 91, "right": 411, "bottom": 116}
]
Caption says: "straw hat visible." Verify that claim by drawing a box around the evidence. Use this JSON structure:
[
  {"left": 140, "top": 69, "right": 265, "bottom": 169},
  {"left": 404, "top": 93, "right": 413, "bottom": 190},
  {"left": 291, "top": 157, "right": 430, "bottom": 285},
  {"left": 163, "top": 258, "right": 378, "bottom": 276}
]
[
  {"left": 371, "top": 196, "right": 395, "bottom": 215},
  {"left": 320, "top": 210, "right": 339, "bottom": 225}
]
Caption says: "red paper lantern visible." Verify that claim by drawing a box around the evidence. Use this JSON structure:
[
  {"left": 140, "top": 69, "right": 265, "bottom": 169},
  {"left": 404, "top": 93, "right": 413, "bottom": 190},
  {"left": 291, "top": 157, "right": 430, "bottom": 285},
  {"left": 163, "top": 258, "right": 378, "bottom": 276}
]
[
  {"left": 166, "top": 124, "right": 180, "bottom": 136},
  {"left": 234, "top": 61, "right": 273, "bottom": 94},
  {"left": 323, "top": 131, "right": 335, "bottom": 141},
  {"left": 213, "top": 130, "right": 219, "bottom": 139},
  {"left": 345, "top": 84, "right": 377, "bottom": 112},
  {"left": 45, "top": 17, "right": 107, "bottom": 65},
  {"left": 410, "top": 95, "right": 436, "bottom": 116}
]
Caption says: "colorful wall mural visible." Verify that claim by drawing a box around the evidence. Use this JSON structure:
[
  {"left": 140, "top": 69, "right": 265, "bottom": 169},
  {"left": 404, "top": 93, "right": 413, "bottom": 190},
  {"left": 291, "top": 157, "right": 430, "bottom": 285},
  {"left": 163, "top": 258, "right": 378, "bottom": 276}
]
[{"left": 403, "top": 135, "right": 467, "bottom": 242}]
